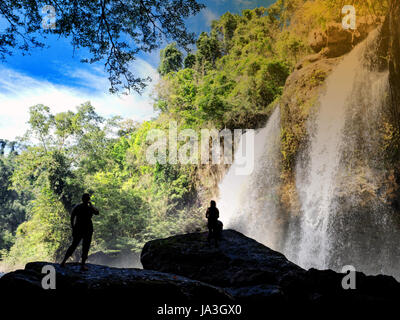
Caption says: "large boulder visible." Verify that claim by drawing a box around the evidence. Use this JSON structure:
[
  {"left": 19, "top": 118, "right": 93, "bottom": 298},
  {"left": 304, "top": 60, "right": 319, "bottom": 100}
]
[
  {"left": 141, "top": 230, "right": 304, "bottom": 289},
  {"left": 141, "top": 230, "right": 307, "bottom": 303},
  {"left": 141, "top": 230, "right": 400, "bottom": 304}
]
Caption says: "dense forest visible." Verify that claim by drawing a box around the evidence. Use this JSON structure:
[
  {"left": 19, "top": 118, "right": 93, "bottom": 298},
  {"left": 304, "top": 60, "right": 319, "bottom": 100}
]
[{"left": 0, "top": 0, "right": 390, "bottom": 269}]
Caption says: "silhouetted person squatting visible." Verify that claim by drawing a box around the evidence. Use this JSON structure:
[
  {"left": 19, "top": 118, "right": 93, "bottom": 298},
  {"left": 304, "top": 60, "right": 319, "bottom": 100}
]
[
  {"left": 206, "top": 200, "right": 220, "bottom": 247},
  {"left": 60, "top": 193, "right": 99, "bottom": 271}
]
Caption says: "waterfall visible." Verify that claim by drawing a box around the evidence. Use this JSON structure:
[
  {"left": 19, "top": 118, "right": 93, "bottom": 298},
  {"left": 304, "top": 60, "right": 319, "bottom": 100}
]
[
  {"left": 218, "top": 29, "right": 400, "bottom": 279},
  {"left": 290, "top": 30, "right": 389, "bottom": 270},
  {"left": 218, "top": 107, "right": 283, "bottom": 250}
]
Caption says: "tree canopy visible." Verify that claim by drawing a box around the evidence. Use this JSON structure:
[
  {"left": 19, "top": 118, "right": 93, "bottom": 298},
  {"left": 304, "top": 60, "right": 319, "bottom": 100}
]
[
  {"left": 0, "top": 0, "right": 205, "bottom": 93},
  {"left": 158, "top": 42, "right": 183, "bottom": 76}
]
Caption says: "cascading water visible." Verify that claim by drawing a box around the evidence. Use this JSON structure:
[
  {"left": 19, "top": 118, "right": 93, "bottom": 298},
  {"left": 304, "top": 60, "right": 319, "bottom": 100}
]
[
  {"left": 218, "top": 107, "right": 283, "bottom": 250},
  {"left": 289, "top": 29, "right": 390, "bottom": 270},
  {"left": 218, "top": 29, "right": 400, "bottom": 279}
]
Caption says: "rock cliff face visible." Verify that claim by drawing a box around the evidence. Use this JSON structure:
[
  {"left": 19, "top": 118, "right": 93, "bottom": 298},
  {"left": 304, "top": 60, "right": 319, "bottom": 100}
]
[{"left": 308, "top": 16, "right": 384, "bottom": 58}]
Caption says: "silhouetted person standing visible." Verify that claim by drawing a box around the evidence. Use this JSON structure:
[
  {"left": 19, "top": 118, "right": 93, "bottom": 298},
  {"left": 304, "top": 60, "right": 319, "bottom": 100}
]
[
  {"left": 61, "top": 193, "right": 99, "bottom": 271},
  {"left": 206, "top": 200, "right": 220, "bottom": 247}
]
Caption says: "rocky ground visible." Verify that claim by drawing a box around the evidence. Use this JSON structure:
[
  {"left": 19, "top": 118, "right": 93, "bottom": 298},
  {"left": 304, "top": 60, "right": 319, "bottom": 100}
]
[{"left": 1, "top": 230, "right": 399, "bottom": 316}]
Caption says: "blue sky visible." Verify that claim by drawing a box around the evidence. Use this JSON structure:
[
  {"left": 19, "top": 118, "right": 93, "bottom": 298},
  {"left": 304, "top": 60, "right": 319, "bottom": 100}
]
[{"left": 0, "top": 0, "right": 274, "bottom": 140}]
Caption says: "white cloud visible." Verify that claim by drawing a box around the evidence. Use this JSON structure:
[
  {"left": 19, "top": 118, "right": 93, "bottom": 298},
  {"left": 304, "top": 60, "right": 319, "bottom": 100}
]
[
  {"left": 0, "top": 59, "right": 159, "bottom": 140},
  {"left": 202, "top": 8, "right": 219, "bottom": 26}
]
